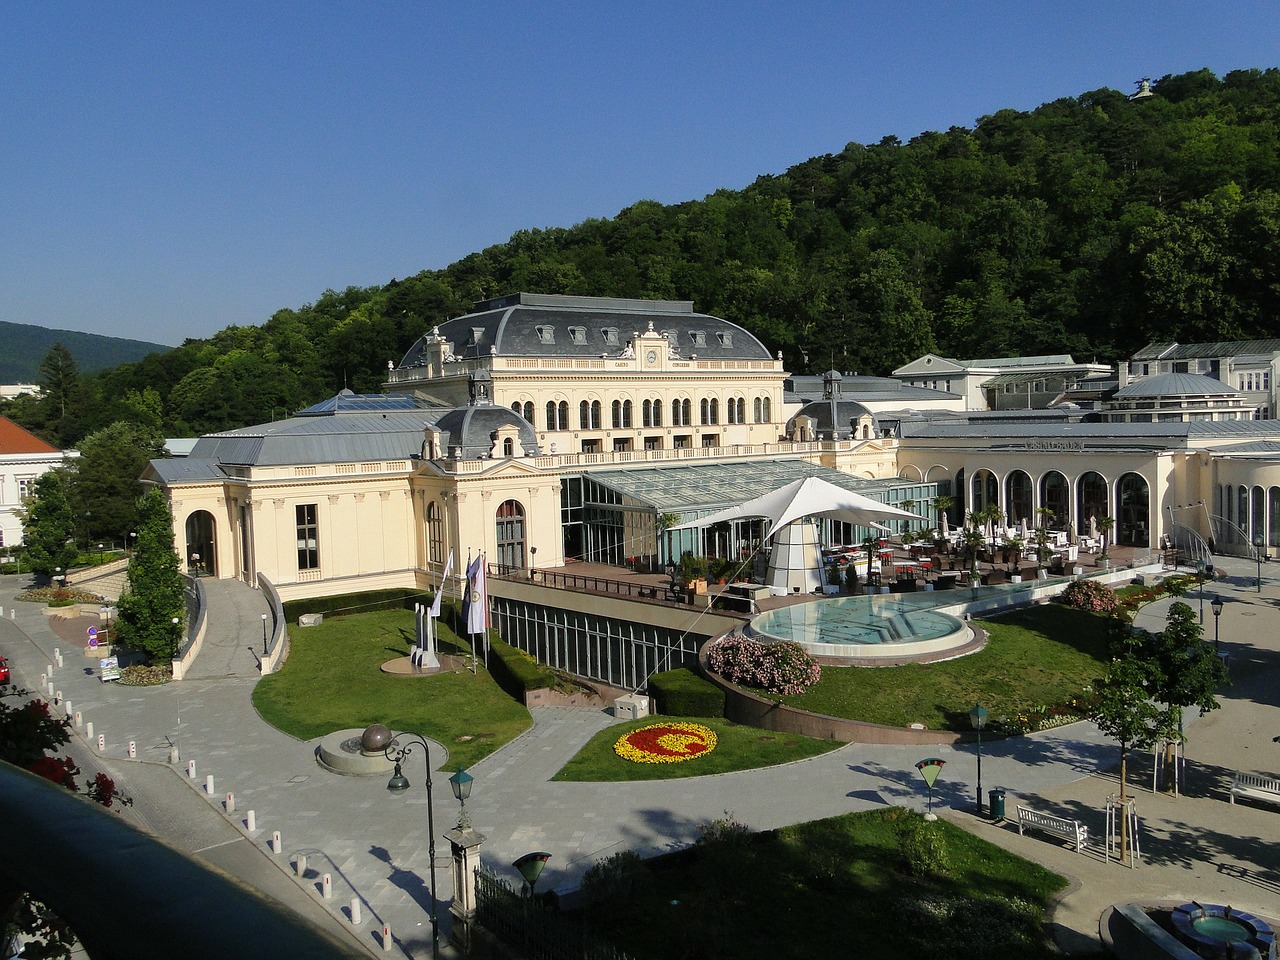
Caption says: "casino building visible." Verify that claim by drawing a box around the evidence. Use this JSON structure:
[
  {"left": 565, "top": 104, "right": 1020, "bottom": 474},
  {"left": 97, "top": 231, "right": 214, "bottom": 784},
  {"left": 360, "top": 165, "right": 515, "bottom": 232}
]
[{"left": 145, "top": 294, "right": 1280, "bottom": 602}]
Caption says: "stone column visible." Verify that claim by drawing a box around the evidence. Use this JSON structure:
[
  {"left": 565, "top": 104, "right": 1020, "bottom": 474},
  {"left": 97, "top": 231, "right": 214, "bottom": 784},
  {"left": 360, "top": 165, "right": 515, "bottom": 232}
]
[{"left": 444, "top": 826, "right": 486, "bottom": 954}]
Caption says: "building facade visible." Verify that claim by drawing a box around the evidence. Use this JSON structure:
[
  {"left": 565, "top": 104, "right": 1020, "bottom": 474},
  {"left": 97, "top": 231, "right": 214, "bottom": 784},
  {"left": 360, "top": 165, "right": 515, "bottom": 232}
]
[{"left": 0, "top": 416, "right": 71, "bottom": 549}]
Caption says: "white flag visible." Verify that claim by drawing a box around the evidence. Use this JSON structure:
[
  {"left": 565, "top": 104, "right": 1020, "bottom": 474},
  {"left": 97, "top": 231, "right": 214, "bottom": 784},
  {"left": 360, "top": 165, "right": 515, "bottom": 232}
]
[
  {"left": 428, "top": 550, "right": 454, "bottom": 619},
  {"left": 464, "top": 553, "right": 487, "bottom": 636}
]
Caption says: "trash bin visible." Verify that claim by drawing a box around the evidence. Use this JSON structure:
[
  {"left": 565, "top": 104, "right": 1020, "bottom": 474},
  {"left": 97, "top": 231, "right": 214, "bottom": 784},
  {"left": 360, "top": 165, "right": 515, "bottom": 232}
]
[{"left": 988, "top": 788, "right": 1006, "bottom": 820}]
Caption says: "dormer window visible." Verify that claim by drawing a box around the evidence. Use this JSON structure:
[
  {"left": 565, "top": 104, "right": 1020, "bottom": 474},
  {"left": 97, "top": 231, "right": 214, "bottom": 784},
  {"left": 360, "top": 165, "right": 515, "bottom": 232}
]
[
  {"left": 601, "top": 327, "right": 619, "bottom": 346},
  {"left": 471, "top": 328, "right": 485, "bottom": 345},
  {"left": 689, "top": 330, "right": 706, "bottom": 348},
  {"left": 662, "top": 329, "right": 678, "bottom": 343},
  {"left": 568, "top": 326, "right": 587, "bottom": 345},
  {"left": 716, "top": 331, "right": 733, "bottom": 347},
  {"left": 535, "top": 325, "right": 555, "bottom": 344}
]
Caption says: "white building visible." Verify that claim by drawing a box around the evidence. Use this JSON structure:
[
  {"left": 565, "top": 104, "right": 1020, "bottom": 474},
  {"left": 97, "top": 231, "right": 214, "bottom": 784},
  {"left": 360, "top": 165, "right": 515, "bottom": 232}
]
[{"left": 0, "top": 416, "right": 70, "bottom": 549}]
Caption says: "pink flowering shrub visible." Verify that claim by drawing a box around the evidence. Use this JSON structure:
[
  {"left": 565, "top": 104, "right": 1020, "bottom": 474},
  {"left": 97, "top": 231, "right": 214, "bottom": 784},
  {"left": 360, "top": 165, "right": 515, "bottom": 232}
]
[
  {"left": 707, "top": 636, "right": 821, "bottom": 695},
  {"left": 1059, "top": 578, "right": 1119, "bottom": 614}
]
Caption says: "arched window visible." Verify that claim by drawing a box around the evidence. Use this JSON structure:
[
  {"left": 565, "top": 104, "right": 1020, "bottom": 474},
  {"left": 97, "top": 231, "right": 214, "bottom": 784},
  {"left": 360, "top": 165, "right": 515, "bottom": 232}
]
[
  {"left": 1040, "top": 471, "right": 1069, "bottom": 528},
  {"left": 861, "top": 423, "right": 869, "bottom": 439},
  {"left": 612, "top": 400, "right": 622, "bottom": 428},
  {"left": 642, "top": 400, "right": 653, "bottom": 427},
  {"left": 522, "top": 401, "right": 534, "bottom": 423},
  {"left": 495, "top": 500, "right": 526, "bottom": 570},
  {"left": 653, "top": 399, "right": 663, "bottom": 427},
  {"left": 622, "top": 399, "right": 633, "bottom": 428},
  {"left": 579, "top": 400, "right": 590, "bottom": 429},
  {"left": 1269, "top": 487, "right": 1280, "bottom": 548},
  {"left": 754, "top": 397, "right": 763, "bottom": 422},
  {"left": 735, "top": 398, "right": 746, "bottom": 423},
  {"left": 700, "top": 398, "right": 710, "bottom": 424},
  {"left": 545, "top": 401, "right": 557, "bottom": 430},
  {"left": 503, "top": 437, "right": 515, "bottom": 457},
  {"left": 558, "top": 401, "right": 568, "bottom": 431},
  {"left": 1252, "top": 486, "right": 1266, "bottom": 545},
  {"left": 1118, "top": 473, "right": 1150, "bottom": 547},
  {"left": 970, "top": 469, "right": 998, "bottom": 515},
  {"left": 1077, "top": 471, "right": 1108, "bottom": 528},
  {"left": 706, "top": 398, "right": 719, "bottom": 425},
  {"left": 1006, "top": 470, "right": 1033, "bottom": 526},
  {"left": 427, "top": 501, "right": 444, "bottom": 565},
  {"left": 590, "top": 400, "right": 601, "bottom": 428},
  {"left": 512, "top": 401, "right": 522, "bottom": 416}
]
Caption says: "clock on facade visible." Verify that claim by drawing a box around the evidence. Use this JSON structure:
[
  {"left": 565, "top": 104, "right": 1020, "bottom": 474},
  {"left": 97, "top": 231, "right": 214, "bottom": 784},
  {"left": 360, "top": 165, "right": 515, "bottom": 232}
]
[{"left": 646, "top": 350, "right": 657, "bottom": 363}]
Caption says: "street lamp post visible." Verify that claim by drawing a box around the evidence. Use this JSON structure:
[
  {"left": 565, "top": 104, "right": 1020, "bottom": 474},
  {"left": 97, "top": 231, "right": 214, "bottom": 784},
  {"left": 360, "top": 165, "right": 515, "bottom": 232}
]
[
  {"left": 362, "top": 725, "right": 441, "bottom": 960},
  {"left": 449, "top": 767, "right": 474, "bottom": 828},
  {"left": 1255, "top": 537, "right": 1264, "bottom": 593},
  {"left": 128, "top": 532, "right": 137, "bottom": 557},
  {"left": 969, "top": 702, "right": 988, "bottom": 816},
  {"left": 261, "top": 613, "right": 269, "bottom": 655},
  {"left": 1211, "top": 595, "right": 1224, "bottom": 651}
]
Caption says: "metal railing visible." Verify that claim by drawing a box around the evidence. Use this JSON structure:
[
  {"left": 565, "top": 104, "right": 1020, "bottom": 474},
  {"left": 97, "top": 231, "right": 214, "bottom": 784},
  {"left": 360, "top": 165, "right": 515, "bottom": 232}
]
[
  {"left": 476, "top": 868, "right": 633, "bottom": 960},
  {"left": 489, "top": 564, "right": 678, "bottom": 603}
]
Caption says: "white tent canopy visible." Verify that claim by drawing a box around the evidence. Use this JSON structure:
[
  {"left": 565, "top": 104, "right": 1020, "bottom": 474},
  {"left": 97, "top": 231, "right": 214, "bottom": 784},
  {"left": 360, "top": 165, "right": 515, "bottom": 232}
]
[{"left": 669, "top": 476, "right": 920, "bottom": 542}]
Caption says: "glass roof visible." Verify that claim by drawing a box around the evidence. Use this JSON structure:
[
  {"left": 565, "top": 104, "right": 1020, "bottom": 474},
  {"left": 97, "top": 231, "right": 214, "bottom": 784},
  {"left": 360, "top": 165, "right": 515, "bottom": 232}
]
[
  {"left": 586, "top": 460, "right": 907, "bottom": 515},
  {"left": 296, "top": 392, "right": 430, "bottom": 416}
]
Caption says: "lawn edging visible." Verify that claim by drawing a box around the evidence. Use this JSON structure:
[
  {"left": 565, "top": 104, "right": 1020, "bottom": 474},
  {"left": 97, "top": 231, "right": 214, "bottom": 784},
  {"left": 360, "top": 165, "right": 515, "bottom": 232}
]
[{"left": 697, "top": 642, "right": 965, "bottom": 745}]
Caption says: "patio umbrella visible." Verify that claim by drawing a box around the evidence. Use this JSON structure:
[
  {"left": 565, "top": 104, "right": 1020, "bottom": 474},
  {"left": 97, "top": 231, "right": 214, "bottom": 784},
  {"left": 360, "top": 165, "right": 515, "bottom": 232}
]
[
  {"left": 940, "top": 511, "right": 950, "bottom": 540},
  {"left": 1089, "top": 515, "right": 1098, "bottom": 540},
  {"left": 1068, "top": 521, "right": 1077, "bottom": 545}
]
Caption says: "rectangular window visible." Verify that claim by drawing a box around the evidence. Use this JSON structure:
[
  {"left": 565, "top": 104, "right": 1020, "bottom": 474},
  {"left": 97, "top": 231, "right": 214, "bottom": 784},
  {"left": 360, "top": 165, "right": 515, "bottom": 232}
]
[
  {"left": 643, "top": 436, "right": 662, "bottom": 451},
  {"left": 296, "top": 504, "right": 319, "bottom": 570},
  {"left": 701, "top": 434, "right": 719, "bottom": 447},
  {"left": 673, "top": 435, "right": 691, "bottom": 449},
  {"left": 16, "top": 476, "right": 36, "bottom": 500}
]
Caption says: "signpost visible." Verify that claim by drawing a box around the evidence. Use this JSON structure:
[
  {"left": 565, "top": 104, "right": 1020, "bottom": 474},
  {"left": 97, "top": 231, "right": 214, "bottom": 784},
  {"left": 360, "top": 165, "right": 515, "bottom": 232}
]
[
  {"left": 100, "top": 656, "right": 121, "bottom": 682},
  {"left": 915, "top": 757, "right": 946, "bottom": 820}
]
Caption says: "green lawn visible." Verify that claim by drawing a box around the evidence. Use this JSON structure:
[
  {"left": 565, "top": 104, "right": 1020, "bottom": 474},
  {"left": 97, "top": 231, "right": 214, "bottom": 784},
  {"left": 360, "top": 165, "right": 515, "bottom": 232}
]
[
  {"left": 552, "top": 717, "right": 840, "bottom": 781},
  {"left": 779, "top": 605, "right": 1112, "bottom": 731},
  {"left": 251, "top": 609, "right": 532, "bottom": 768},
  {"left": 577, "top": 807, "right": 1073, "bottom": 960}
]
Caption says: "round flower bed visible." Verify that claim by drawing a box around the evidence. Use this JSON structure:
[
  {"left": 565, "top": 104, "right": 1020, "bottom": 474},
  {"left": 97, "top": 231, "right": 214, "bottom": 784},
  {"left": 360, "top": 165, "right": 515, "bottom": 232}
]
[{"left": 614, "top": 722, "right": 718, "bottom": 764}]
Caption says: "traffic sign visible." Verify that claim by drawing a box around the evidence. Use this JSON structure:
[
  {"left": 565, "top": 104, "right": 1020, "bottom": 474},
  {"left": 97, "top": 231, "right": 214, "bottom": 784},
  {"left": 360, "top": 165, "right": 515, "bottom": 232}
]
[{"left": 87, "top": 626, "right": 97, "bottom": 640}]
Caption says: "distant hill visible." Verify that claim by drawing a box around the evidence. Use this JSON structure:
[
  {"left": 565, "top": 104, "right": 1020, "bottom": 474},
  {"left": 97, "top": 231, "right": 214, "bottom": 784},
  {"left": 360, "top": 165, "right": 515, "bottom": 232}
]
[{"left": 0, "top": 320, "right": 170, "bottom": 383}]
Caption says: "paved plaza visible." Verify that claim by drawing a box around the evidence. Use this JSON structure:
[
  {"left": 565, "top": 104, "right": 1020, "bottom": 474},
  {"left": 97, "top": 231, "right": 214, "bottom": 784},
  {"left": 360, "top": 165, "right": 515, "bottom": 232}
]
[{"left": 1, "top": 557, "right": 1277, "bottom": 958}]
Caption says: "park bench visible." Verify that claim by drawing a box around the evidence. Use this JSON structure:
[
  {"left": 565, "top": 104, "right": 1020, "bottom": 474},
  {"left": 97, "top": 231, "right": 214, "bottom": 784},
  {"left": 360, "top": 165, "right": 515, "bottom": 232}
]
[
  {"left": 1229, "top": 772, "right": 1280, "bottom": 809},
  {"left": 1016, "top": 805, "right": 1088, "bottom": 852}
]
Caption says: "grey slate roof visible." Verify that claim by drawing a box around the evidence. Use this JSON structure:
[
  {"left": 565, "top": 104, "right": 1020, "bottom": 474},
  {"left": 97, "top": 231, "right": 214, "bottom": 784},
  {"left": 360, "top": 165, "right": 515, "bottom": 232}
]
[
  {"left": 397, "top": 292, "right": 772, "bottom": 366},
  {"left": 1112, "top": 372, "right": 1243, "bottom": 399},
  {"left": 432, "top": 404, "right": 540, "bottom": 459},
  {"left": 1131, "top": 339, "right": 1280, "bottom": 361},
  {"left": 785, "top": 375, "right": 959, "bottom": 401},
  {"left": 789, "top": 398, "right": 878, "bottom": 435}
]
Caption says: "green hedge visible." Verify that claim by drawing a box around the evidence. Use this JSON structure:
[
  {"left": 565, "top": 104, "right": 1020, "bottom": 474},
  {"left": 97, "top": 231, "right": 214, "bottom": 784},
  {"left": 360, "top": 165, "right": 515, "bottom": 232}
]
[
  {"left": 649, "top": 667, "right": 725, "bottom": 717},
  {"left": 282, "top": 588, "right": 434, "bottom": 622},
  {"left": 486, "top": 634, "right": 559, "bottom": 700}
]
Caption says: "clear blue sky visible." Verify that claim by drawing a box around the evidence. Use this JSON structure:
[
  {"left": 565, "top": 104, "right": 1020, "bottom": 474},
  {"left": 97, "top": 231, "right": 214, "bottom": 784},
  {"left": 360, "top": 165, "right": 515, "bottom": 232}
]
[{"left": 3, "top": 1, "right": 1277, "bottom": 346}]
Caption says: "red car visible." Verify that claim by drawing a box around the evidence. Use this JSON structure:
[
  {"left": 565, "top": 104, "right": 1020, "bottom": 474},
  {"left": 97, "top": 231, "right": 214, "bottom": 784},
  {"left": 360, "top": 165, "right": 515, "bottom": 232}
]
[{"left": 0, "top": 656, "right": 10, "bottom": 685}]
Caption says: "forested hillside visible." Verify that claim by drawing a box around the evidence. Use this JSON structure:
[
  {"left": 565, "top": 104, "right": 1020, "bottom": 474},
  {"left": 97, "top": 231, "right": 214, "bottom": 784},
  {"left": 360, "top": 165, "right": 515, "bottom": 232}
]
[
  {"left": 7, "top": 67, "right": 1280, "bottom": 447},
  {"left": 0, "top": 320, "right": 168, "bottom": 383}
]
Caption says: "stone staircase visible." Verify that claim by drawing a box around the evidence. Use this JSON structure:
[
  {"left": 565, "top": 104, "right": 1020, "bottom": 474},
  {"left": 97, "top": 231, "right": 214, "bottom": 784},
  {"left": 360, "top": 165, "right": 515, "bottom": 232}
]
[{"left": 69, "top": 559, "right": 130, "bottom": 602}]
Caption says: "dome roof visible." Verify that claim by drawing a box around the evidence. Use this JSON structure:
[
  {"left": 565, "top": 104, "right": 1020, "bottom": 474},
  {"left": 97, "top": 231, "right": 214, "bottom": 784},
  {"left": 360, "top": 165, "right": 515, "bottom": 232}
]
[
  {"left": 431, "top": 404, "right": 540, "bottom": 460},
  {"left": 397, "top": 292, "right": 773, "bottom": 366},
  {"left": 1113, "top": 372, "right": 1244, "bottom": 400},
  {"left": 788, "top": 398, "right": 879, "bottom": 438}
]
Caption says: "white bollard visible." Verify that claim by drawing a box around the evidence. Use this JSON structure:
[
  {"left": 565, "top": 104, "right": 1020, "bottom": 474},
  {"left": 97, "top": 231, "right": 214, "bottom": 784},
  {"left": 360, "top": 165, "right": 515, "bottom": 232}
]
[
  {"left": 322, "top": 873, "right": 333, "bottom": 900},
  {"left": 47, "top": 664, "right": 53, "bottom": 678},
  {"left": 205, "top": 775, "right": 215, "bottom": 794},
  {"left": 74, "top": 711, "right": 82, "bottom": 727},
  {"left": 187, "top": 760, "right": 196, "bottom": 778},
  {"left": 225, "top": 793, "right": 235, "bottom": 813},
  {"left": 96, "top": 734, "right": 105, "bottom": 752},
  {"left": 382, "top": 924, "right": 392, "bottom": 951},
  {"left": 65, "top": 701, "right": 73, "bottom": 716},
  {"left": 46, "top": 681, "right": 54, "bottom": 696},
  {"left": 40, "top": 673, "right": 47, "bottom": 686},
  {"left": 246, "top": 810, "right": 256, "bottom": 832},
  {"left": 351, "top": 898, "right": 362, "bottom": 926},
  {"left": 272, "top": 830, "right": 282, "bottom": 855},
  {"left": 56, "top": 653, "right": 63, "bottom": 668},
  {"left": 52, "top": 646, "right": 58, "bottom": 658},
  {"left": 86, "top": 721, "right": 94, "bottom": 738},
  {"left": 128, "top": 741, "right": 136, "bottom": 758},
  {"left": 296, "top": 853, "right": 307, "bottom": 877},
  {"left": 55, "top": 690, "right": 61, "bottom": 703}
]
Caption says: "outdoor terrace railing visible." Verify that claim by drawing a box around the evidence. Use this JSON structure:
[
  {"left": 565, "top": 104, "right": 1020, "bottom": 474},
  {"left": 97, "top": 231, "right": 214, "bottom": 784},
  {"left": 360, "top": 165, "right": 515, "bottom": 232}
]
[{"left": 489, "top": 564, "right": 675, "bottom": 602}]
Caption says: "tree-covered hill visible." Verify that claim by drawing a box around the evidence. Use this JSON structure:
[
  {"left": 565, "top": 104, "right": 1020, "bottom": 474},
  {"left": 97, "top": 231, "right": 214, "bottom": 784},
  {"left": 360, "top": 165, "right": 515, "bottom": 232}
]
[
  {"left": 0, "top": 320, "right": 169, "bottom": 383},
  {"left": 9, "top": 67, "right": 1280, "bottom": 445}
]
